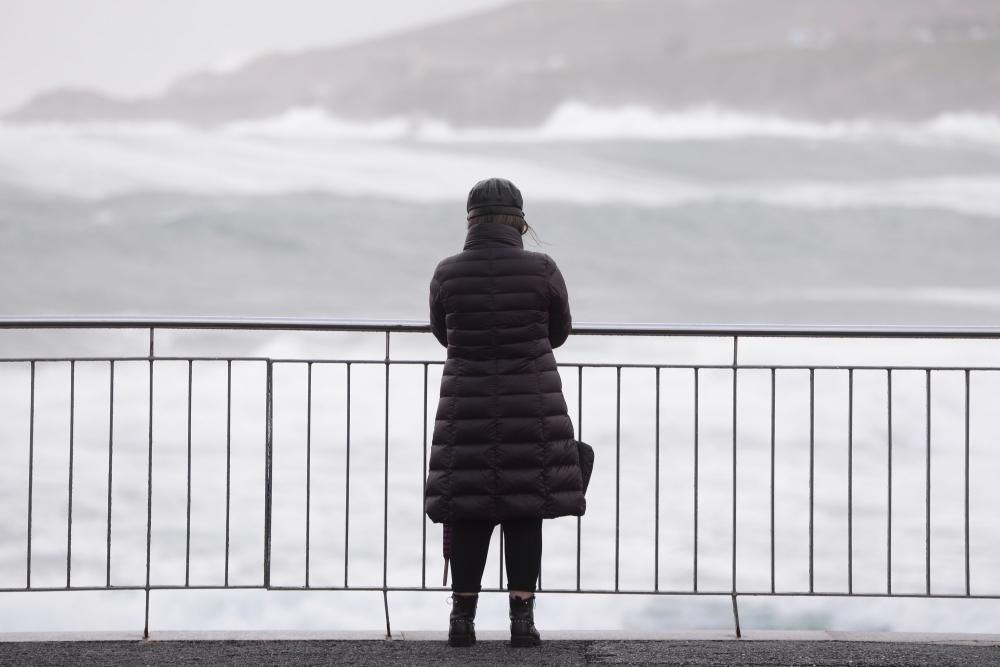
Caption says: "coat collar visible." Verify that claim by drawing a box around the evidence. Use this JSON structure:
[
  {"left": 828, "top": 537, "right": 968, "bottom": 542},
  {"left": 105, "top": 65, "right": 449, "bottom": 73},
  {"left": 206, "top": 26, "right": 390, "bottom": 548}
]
[{"left": 463, "top": 221, "right": 524, "bottom": 250}]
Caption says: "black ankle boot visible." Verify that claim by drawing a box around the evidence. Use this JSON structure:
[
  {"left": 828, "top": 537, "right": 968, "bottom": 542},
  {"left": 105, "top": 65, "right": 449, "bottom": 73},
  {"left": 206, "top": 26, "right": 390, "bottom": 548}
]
[
  {"left": 448, "top": 594, "right": 478, "bottom": 647},
  {"left": 509, "top": 595, "right": 542, "bottom": 647}
]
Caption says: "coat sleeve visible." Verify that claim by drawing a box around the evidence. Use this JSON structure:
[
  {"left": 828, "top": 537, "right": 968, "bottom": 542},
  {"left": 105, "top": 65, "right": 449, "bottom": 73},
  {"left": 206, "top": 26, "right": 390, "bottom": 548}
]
[
  {"left": 429, "top": 266, "right": 448, "bottom": 348},
  {"left": 545, "top": 255, "right": 572, "bottom": 348}
]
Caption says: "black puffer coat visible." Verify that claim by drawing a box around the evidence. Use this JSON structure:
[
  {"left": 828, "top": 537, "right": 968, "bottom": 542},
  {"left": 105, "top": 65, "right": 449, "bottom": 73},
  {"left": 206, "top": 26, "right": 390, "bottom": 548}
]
[{"left": 423, "top": 221, "right": 586, "bottom": 523}]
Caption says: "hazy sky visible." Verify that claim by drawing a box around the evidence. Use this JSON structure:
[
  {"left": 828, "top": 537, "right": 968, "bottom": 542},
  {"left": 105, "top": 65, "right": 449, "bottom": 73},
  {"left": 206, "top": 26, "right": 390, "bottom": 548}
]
[{"left": 0, "top": 0, "right": 515, "bottom": 113}]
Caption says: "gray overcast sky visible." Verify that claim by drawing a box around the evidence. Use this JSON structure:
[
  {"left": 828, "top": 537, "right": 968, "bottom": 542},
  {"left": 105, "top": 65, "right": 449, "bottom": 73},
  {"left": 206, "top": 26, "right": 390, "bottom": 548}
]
[{"left": 0, "top": 0, "right": 515, "bottom": 113}]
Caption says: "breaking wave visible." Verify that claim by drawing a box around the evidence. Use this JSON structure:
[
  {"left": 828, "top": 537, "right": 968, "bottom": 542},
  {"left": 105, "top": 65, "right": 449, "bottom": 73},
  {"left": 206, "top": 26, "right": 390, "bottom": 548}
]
[{"left": 217, "top": 102, "right": 1000, "bottom": 147}]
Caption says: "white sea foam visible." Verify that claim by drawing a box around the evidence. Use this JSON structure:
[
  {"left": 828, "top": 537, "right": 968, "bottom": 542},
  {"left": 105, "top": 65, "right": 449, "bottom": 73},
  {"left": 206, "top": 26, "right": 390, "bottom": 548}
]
[
  {"left": 220, "top": 103, "right": 1000, "bottom": 147},
  {"left": 205, "top": 101, "right": 1000, "bottom": 147},
  {"left": 222, "top": 108, "right": 420, "bottom": 141},
  {"left": 13, "top": 102, "right": 1000, "bottom": 147},
  {"left": 700, "top": 287, "right": 1000, "bottom": 309},
  {"left": 429, "top": 104, "right": 1000, "bottom": 147}
]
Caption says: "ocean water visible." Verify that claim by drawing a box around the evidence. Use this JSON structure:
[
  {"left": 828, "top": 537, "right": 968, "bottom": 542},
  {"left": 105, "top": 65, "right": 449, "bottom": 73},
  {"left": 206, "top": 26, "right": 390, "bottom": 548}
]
[
  {"left": 1, "top": 103, "right": 999, "bottom": 633},
  {"left": 3, "top": 103, "right": 1000, "bottom": 215}
]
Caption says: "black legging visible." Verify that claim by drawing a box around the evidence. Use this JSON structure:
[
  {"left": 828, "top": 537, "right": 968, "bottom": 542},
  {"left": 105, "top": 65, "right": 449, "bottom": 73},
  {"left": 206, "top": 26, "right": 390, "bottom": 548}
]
[{"left": 449, "top": 517, "right": 542, "bottom": 594}]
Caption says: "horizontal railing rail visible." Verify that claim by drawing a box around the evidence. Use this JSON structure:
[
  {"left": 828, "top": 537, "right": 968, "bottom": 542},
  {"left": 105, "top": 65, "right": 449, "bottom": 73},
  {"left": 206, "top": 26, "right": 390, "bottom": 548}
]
[
  {"left": 1, "top": 316, "right": 997, "bottom": 638},
  {"left": 5, "top": 315, "right": 1000, "bottom": 337}
]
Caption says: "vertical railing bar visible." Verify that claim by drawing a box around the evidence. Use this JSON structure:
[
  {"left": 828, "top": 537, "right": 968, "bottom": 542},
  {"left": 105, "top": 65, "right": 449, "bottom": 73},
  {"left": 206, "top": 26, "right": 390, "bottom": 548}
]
[
  {"left": 731, "top": 337, "right": 738, "bottom": 595},
  {"left": 693, "top": 366, "right": 699, "bottom": 593},
  {"left": 344, "top": 362, "right": 351, "bottom": 588},
  {"left": 499, "top": 528, "right": 504, "bottom": 589},
  {"left": 185, "top": 359, "right": 193, "bottom": 587},
  {"left": 615, "top": 365, "right": 621, "bottom": 592},
  {"left": 848, "top": 368, "right": 854, "bottom": 595},
  {"left": 538, "top": 530, "right": 543, "bottom": 592},
  {"left": 263, "top": 360, "right": 273, "bottom": 589},
  {"left": 539, "top": 336, "right": 549, "bottom": 590},
  {"left": 654, "top": 366, "right": 660, "bottom": 592},
  {"left": 26, "top": 360, "right": 36, "bottom": 589},
  {"left": 576, "top": 365, "right": 583, "bottom": 592},
  {"left": 421, "top": 362, "right": 428, "bottom": 589},
  {"left": 382, "top": 332, "right": 390, "bottom": 594},
  {"left": 731, "top": 594, "right": 742, "bottom": 639},
  {"left": 808, "top": 367, "right": 814, "bottom": 594},
  {"left": 224, "top": 359, "right": 232, "bottom": 588},
  {"left": 383, "top": 590, "right": 392, "bottom": 640},
  {"left": 964, "top": 369, "right": 970, "bottom": 597},
  {"left": 66, "top": 359, "right": 76, "bottom": 589},
  {"left": 887, "top": 368, "right": 893, "bottom": 595},
  {"left": 106, "top": 360, "right": 115, "bottom": 588},
  {"left": 305, "top": 361, "right": 313, "bottom": 588},
  {"left": 143, "top": 327, "right": 154, "bottom": 639},
  {"left": 770, "top": 367, "right": 776, "bottom": 594},
  {"left": 925, "top": 369, "right": 931, "bottom": 596}
]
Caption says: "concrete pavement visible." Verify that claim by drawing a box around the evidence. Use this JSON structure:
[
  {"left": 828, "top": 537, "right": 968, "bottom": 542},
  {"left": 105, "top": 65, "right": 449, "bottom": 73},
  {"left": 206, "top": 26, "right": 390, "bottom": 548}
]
[{"left": 2, "top": 633, "right": 1000, "bottom": 666}]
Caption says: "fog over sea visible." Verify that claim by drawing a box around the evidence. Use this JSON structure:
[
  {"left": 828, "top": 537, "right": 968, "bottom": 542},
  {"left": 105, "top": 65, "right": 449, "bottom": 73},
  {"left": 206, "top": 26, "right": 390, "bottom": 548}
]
[{"left": 1, "top": 101, "right": 1000, "bottom": 634}]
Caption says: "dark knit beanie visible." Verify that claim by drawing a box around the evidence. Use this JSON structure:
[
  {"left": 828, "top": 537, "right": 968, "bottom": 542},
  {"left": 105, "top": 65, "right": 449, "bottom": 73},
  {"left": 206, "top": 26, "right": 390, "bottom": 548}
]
[{"left": 466, "top": 177, "right": 524, "bottom": 220}]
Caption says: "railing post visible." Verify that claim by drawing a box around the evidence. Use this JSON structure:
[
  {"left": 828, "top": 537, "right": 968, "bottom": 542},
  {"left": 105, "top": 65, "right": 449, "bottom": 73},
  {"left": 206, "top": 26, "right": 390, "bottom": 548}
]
[
  {"left": 769, "top": 367, "right": 776, "bottom": 594},
  {"left": 26, "top": 360, "right": 36, "bottom": 590},
  {"left": 383, "top": 331, "right": 392, "bottom": 639},
  {"left": 925, "top": 369, "right": 932, "bottom": 596},
  {"left": 808, "top": 367, "right": 814, "bottom": 594},
  {"left": 731, "top": 337, "right": 738, "bottom": 596},
  {"left": 421, "top": 362, "right": 428, "bottom": 589},
  {"left": 693, "top": 366, "right": 699, "bottom": 593},
  {"left": 964, "top": 369, "right": 971, "bottom": 596},
  {"left": 305, "top": 362, "right": 313, "bottom": 589},
  {"left": 143, "top": 327, "right": 154, "bottom": 639},
  {"left": 847, "top": 368, "right": 854, "bottom": 595},
  {"left": 106, "top": 359, "right": 115, "bottom": 588},
  {"left": 66, "top": 360, "right": 75, "bottom": 589},
  {"left": 887, "top": 368, "right": 893, "bottom": 595},
  {"left": 654, "top": 365, "right": 660, "bottom": 592},
  {"left": 614, "top": 365, "right": 621, "bottom": 592},
  {"left": 731, "top": 594, "right": 742, "bottom": 638},
  {"left": 225, "top": 359, "right": 232, "bottom": 587},
  {"left": 184, "top": 360, "right": 193, "bottom": 587},
  {"left": 344, "top": 362, "right": 351, "bottom": 589},
  {"left": 264, "top": 359, "right": 273, "bottom": 589},
  {"left": 576, "top": 364, "right": 583, "bottom": 592}
]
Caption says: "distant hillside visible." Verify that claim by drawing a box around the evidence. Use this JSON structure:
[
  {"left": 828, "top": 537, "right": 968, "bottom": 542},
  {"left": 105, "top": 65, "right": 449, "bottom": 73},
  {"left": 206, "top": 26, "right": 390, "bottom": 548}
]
[{"left": 8, "top": 0, "right": 1000, "bottom": 125}]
